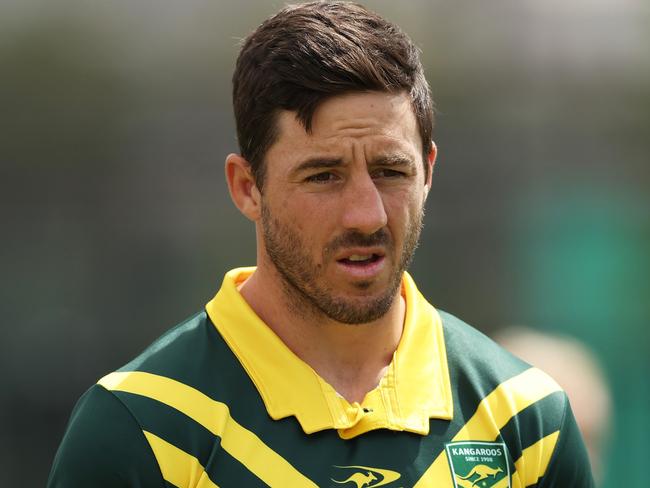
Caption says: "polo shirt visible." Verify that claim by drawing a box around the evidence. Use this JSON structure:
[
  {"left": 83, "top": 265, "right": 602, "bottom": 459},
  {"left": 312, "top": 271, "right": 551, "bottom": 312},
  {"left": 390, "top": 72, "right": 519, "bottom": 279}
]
[{"left": 47, "top": 268, "right": 594, "bottom": 487}]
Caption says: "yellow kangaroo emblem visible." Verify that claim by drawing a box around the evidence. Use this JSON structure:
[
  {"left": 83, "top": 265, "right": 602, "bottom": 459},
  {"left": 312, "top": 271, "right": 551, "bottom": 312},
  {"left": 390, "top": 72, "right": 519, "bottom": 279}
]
[
  {"left": 456, "top": 465, "right": 503, "bottom": 487},
  {"left": 331, "top": 466, "right": 401, "bottom": 487},
  {"left": 332, "top": 471, "right": 378, "bottom": 487}
]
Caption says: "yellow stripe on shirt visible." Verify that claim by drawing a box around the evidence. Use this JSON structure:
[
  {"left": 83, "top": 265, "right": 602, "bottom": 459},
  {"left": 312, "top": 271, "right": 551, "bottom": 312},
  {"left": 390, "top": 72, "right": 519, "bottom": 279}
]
[
  {"left": 413, "top": 368, "right": 562, "bottom": 487},
  {"left": 143, "top": 430, "right": 219, "bottom": 488},
  {"left": 99, "top": 371, "right": 318, "bottom": 488},
  {"left": 514, "top": 431, "right": 560, "bottom": 486}
]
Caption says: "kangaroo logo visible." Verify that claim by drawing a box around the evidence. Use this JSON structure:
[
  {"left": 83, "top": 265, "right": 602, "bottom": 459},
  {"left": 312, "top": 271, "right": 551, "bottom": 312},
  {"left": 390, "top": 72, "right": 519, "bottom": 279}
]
[
  {"left": 445, "top": 441, "right": 510, "bottom": 488},
  {"left": 332, "top": 471, "right": 377, "bottom": 487},
  {"left": 331, "top": 465, "right": 401, "bottom": 488},
  {"left": 457, "top": 465, "right": 503, "bottom": 486}
]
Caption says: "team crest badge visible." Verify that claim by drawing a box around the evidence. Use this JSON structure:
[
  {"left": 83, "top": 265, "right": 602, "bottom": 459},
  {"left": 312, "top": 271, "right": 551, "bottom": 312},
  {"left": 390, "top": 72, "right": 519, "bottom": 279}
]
[{"left": 445, "top": 441, "right": 510, "bottom": 488}]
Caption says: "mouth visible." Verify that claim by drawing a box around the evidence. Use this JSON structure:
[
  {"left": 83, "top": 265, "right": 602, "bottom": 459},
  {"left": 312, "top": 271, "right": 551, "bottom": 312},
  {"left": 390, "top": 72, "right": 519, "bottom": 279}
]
[
  {"left": 337, "top": 253, "right": 383, "bottom": 266},
  {"left": 335, "top": 249, "right": 387, "bottom": 280}
]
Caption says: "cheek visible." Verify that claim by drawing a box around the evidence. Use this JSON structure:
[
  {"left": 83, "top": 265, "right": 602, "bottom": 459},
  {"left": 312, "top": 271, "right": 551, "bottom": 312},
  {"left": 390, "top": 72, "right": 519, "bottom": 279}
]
[
  {"left": 282, "top": 193, "right": 336, "bottom": 230},
  {"left": 278, "top": 202, "right": 330, "bottom": 255},
  {"left": 385, "top": 190, "right": 419, "bottom": 217},
  {"left": 385, "top": 193, "right": 424, "bottom": 234}
]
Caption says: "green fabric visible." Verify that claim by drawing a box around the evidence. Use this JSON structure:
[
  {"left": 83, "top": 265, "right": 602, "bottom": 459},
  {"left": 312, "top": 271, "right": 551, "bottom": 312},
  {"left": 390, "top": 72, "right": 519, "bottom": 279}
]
[
  {"left": 48, "top": 309, "right": 594, "bottom": 487},
  {"left": 538, "top": 405, "right": 594, "bottom": 488},
  {"left": 47, "top": 385, "right": 164, "bottom": 487}
]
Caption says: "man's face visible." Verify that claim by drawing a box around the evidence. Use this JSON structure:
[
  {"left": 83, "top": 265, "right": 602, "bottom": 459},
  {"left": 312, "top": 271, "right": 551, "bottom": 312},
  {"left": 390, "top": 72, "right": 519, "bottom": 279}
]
[{"left": 258, "top": 91, "right": 432, "bottom": 324}]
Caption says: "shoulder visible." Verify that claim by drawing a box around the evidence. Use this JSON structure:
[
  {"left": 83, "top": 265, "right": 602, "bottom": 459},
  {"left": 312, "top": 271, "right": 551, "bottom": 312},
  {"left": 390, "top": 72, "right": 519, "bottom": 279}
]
[
  {"left": 437, "top": 309, "right": 533, "bottom": 380},
  {"left": 48, "top": 309, "right": 248, "bottom": 486},
  {"left": 95, "top": 307, "right": 256, "bottom": 430},
  {"left": 47, "top": 384, "right": 164, "bottom": 487},
  {"left": 436, "top": 310, "right": 594, "bottom": 485},
  {"left": 438, "top": 309, "right": 565, "bottom": 407},
  {"left": 437, "top": 309, "right": 570, "bottom": 433},
  {"left": 102, "top": 310, "right": 244, "bottom": 391},
  {"left": 118, "top": 311, "right": 214, "bottom": 374},
  {"left": 98, "top": 308, "right": 250, "bottom": 407}
]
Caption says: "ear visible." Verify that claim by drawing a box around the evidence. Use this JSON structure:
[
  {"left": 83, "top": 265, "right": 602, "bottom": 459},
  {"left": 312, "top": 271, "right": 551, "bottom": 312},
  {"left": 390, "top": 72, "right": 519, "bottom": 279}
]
[
  {"left": 423, "top": 141, "right": 437, "bottom": 200},
  {"left": 225, "top": 153, "right": 262, "bottom": 221}
]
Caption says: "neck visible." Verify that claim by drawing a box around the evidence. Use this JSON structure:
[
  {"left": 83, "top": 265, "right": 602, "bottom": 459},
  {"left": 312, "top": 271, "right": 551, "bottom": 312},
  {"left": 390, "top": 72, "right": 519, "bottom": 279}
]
[{"left": 239, "top": 265, "right": 405, "bottom": 403}]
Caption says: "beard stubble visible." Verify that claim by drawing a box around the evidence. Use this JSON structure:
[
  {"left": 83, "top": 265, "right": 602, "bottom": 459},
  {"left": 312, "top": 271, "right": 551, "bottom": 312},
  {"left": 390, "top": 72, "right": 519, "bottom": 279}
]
[{"left": 260, "top": 200, "right": 424, "bottom": 324}]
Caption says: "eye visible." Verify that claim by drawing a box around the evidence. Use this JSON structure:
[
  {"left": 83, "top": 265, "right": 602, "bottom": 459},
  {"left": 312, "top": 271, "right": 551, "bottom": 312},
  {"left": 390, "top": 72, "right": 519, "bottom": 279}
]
[
  {"left": 305, "top": 172, "right": 339, "bottom": 183},
  {"left": 373, "top": 168, "right": 407, "bottom": 179}
]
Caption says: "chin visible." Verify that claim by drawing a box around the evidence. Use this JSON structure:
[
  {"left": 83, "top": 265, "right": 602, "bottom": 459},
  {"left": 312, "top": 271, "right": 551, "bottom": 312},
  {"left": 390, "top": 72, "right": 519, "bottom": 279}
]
[{"left": 349, "top": 280, "right": 373, "bottom": 291}]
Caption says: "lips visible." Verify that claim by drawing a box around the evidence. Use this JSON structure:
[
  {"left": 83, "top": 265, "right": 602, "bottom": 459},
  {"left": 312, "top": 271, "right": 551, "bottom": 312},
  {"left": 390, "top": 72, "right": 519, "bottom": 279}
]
[
  {"left": 334, "top": 246, "right": 385, "bottom": 262},
  {"left": 335, "top": 248, "right": 387, "bottom": 280},
  {"left": 339, "top": 253, "right": 382, "bottom": 265}
]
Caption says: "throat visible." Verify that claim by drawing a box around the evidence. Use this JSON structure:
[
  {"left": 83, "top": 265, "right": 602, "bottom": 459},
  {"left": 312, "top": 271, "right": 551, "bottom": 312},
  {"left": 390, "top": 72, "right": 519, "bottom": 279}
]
[
  {"left": 296, "top": 298, "right": 406, "bottom": 403},
  {"left": 321, "top": 362, "right": 391, "bottom": 404},
  {"left": 241, "top": 264, "right": 406, "bottom": 403}
]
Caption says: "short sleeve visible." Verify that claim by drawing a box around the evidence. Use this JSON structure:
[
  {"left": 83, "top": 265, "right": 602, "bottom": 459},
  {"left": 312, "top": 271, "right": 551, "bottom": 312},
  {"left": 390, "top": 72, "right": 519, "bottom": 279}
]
[
  {"left": 47, "top": 384, "right": 165, "bottom": 488},
  {"left": 538, "top": 400, "right": 595, "bottom": 488}
]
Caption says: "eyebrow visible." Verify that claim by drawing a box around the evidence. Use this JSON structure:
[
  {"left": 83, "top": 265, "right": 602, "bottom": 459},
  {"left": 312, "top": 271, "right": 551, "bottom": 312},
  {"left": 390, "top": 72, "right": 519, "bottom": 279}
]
[
  {"left": 290, "top": 153, "right": 416, "bottom": 176},
  {"left": 291, "top": 157, "right": 345, "bottom": 175},
  {"left": 372, "top": 153, "right": 416, "bottom": 168}
]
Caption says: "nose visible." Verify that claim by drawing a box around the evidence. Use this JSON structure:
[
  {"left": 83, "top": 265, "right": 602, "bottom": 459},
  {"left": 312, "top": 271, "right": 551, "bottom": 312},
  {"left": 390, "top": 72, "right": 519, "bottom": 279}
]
[{"left": 340, "top": 172, "right": 388, "bottom": 234}]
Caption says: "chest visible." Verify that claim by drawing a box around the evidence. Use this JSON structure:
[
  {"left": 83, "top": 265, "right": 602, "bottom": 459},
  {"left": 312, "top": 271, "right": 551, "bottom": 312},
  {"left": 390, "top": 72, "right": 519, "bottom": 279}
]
[{"left": 185, "top": 412, "right": 519, "bottom": 488}]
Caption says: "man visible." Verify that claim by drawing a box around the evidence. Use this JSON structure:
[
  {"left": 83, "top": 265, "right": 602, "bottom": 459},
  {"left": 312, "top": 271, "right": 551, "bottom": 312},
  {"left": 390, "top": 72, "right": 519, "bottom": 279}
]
[{"left": 48, "top": 2, "right": 594, "bottom": 487}]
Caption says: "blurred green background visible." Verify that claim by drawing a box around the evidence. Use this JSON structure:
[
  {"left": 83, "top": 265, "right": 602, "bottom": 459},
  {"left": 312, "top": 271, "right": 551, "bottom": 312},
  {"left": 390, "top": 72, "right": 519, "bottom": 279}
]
[{"left": 1, "top": 0, "right": 648, "bottom": 486}]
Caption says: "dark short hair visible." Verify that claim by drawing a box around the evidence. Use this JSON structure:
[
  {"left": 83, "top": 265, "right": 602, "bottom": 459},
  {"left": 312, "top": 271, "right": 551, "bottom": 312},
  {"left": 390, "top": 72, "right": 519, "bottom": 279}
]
[{"left": 232, "top": 1, "right": 434, "bottom": 188}]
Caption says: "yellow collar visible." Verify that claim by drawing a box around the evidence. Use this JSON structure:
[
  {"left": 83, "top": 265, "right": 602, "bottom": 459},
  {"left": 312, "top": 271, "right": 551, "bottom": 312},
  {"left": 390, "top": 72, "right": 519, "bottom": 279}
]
[{"left": 206, "top": 267, "right": 453, "bottom": 439}]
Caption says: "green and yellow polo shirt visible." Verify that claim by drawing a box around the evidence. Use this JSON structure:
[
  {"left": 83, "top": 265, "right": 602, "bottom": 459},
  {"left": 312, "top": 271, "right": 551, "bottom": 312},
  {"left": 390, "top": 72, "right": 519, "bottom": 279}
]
[{"left": 48, "top": 268, "right": 594, "bottom": 487}]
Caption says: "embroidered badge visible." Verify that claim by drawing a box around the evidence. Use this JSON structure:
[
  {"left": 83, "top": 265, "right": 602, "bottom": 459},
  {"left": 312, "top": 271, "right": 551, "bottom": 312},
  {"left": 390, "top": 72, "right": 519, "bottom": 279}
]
[{"left": 445, "top": 441, "right": 510, "bottom": 488}]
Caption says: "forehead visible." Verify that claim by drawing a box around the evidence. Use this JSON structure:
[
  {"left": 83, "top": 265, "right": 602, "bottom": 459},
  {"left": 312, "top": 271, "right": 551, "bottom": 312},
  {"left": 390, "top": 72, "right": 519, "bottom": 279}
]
[{"left": 267, "top": 91, "right": 422, "bottom": 164}]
